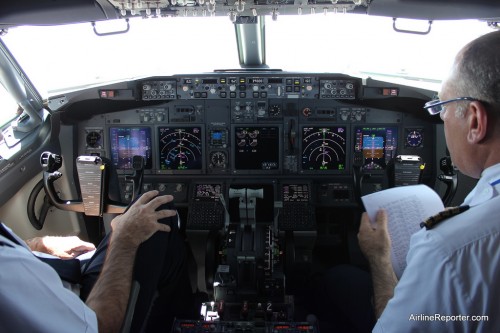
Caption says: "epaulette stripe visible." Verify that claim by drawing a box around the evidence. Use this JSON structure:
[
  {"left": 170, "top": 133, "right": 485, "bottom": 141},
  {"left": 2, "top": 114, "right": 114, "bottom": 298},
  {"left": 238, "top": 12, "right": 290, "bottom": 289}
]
[{"left": 420, "top": 205, "right": 470, "bottom": 229}]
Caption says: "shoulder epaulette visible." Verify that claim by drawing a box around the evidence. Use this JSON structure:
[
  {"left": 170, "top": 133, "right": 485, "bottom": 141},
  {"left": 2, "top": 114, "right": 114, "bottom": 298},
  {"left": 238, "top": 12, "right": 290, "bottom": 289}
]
[{"left": 420, "top": 205, "right": 470, "bottom": 230}]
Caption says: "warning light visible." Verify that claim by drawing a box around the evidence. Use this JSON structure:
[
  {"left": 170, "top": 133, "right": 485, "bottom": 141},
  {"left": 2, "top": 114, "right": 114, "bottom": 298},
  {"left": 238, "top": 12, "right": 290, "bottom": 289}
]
[
  {"left": 382, "top": 88, "right": 399, "bottom": 96},
  {"left": 100, "top": 90, "right": 116, "bottom": 98}
]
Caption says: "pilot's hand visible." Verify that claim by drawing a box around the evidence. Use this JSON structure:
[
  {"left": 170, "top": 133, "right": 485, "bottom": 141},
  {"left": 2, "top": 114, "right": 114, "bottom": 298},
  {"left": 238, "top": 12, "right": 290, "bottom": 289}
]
[
  {"left": 26, "top": 236, "right": 96, "bottom": 259},
  {"left": 110, "top": 190, "right": 175, "bottom": 248},
  {"left": 357, "top": 209, "right": 392, "bottom": 265}
]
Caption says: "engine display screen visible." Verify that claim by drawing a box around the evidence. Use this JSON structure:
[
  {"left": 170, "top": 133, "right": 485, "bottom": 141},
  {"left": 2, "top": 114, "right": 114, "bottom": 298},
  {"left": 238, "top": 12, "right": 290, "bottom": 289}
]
[
  {"left": 159, "top": 127, "right": 203, "bottom": 170},
  {"left": 109, "top": 127, "right": 152, "bottom": 169},
  {"left": 301, "top": 127, "right": 347, "bottom": 171},
  {"left": 234, "top": 126, "right": 280, "bottom": 171},
  {"left": 283, "top": 184, "right": 310, "bottom": 203},
  {"left": 354, "top": 126, "right": 398, "bottom": 170},
  {"left": 194, "top": 184, "right": 223, "bottom": 202}
]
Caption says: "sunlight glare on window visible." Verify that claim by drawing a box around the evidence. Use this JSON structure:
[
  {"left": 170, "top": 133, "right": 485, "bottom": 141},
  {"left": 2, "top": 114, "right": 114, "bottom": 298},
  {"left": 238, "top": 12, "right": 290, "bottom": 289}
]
[{"left": 2, "top": 17, "right": 238, "bottom": 97}]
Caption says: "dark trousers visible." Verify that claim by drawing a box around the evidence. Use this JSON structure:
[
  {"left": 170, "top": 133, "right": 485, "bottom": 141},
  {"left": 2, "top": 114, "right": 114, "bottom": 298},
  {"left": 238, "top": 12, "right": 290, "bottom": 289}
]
[
  {"left": 79, "top": 204, "right": 193, "bottom": 332},
  {"left": 308, "top": 265, "right": 376, "bottom": 333}
]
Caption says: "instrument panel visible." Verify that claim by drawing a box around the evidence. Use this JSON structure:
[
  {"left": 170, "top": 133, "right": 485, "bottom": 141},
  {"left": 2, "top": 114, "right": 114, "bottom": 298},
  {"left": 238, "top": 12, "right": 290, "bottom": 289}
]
[
  {"left": 73, "top": 72, "right": 437, "bottom": 204},
  {"left": 84, "top": 117, "right": 412, "bottom": 176}
]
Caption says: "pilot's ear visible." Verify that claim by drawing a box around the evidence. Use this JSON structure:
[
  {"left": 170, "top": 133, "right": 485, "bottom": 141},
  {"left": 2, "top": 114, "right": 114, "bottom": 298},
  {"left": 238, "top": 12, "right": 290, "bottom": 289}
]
[{"left": 466, "top": 100, "right": 489, "bottom": 144}]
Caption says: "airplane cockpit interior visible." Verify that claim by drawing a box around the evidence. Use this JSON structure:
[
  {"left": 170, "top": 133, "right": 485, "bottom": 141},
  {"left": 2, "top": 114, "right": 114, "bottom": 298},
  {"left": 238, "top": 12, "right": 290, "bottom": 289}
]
[{"left": 1, "top": 1, "right": 499, "bottom": 332}]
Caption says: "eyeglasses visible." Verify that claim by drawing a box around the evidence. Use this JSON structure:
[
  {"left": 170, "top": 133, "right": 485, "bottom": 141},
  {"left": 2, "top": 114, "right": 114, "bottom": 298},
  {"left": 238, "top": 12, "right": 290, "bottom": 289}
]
[{"left": 423, "top": 97, "right": 478, "bottom": 115}]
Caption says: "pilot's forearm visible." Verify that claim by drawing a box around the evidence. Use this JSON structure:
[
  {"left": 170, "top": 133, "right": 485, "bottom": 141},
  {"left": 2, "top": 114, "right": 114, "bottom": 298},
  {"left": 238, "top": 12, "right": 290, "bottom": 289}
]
[
  {"left": 369, "top": 256, "right": 398, "bottom": 319},
  {"left": 85, "top": 238, "right": 137, "bottom": 333},
  {"left": 84, "top": 191, "right": 173, "bottom": 332},
  {"left": 25, "top": 237, "right": 43, "bottom": 252}
]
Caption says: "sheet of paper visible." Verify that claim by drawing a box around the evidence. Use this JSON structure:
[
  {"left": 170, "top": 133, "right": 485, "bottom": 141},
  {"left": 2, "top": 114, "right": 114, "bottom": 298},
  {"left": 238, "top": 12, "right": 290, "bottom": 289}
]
[
  {"left": 361, "top": 184, "right": 444, "bottom": 278},
  {"left": 33, "top": 249, "right": 96, "bottom": 261}
]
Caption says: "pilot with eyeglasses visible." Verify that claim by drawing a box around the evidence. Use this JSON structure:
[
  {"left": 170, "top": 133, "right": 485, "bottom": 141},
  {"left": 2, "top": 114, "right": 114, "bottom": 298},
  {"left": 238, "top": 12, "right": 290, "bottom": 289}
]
[
  {"left": 359, "top": 30, "right": 500, "bottom": 332},
  {"left": 313, "top": 30, "right": 500, "bottom": 333}
]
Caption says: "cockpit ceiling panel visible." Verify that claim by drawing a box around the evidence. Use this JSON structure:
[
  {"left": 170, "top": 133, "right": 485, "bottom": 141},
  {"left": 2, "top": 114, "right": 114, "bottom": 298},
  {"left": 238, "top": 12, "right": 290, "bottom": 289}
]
[
  {"left": 107, "top": 0, "right": 368, "bottom": 19},
  {"left": 1, "top": 0, "right": 499, "bottom": 29}
]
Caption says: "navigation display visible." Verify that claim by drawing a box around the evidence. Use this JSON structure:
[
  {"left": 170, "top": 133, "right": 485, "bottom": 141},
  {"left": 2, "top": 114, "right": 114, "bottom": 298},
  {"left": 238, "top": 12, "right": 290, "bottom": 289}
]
[
  {"left": 354, "top": 126, "right": 398, "bottom": 170},
  {"left": 109, "top": 127, "right": 152, "bottom": 169},
  {"left": 301, "top": 127, "right": 347, "bottom": 171},
  {"left": 159, "top": 127, "right": 203, "bottom": 170},
  {"left": 234, "top": 126, "right": 280, "bottom": 171}
]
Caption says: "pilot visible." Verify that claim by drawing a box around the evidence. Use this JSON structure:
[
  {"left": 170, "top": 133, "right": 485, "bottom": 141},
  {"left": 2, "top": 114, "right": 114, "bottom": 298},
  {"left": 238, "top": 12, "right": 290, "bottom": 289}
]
[
  {"left": 357, "top": 30, "right": 500, "bottom": 331},
  {"left": 0, "top": 190, "right": 193, "bottom": 333}
]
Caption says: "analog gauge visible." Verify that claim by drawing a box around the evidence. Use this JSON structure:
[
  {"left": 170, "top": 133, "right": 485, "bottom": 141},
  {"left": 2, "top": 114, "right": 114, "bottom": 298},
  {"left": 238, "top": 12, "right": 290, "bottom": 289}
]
[
  {"left": 302, "top": 107, "right": 312, "bottom": 117},
  {"left": 209, "top": 151, "right": 227, "bottom": 168},
  {"left": 269, "top": 104, "right": 281, "bottom": 117},
  {"left": 86, "top": 131, "right": 102, "bottom": 148},
  {"left": 406, "top": 129, "right": 424, "bottom": 148}
]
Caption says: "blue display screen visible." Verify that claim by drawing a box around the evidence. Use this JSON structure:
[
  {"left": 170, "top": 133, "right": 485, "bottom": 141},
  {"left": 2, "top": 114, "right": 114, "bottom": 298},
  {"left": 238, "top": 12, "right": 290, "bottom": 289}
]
[
  {"left": 354, "top": 127, "right": 398, "bottom": 170},
  {"left": 109, "top": 127, "right": 152, "bottom": 169}
]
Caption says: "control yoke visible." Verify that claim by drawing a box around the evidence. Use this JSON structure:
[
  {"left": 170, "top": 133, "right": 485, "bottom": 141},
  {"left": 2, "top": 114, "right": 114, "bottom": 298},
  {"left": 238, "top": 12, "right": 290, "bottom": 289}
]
[
  {"left": 124, "top": 155, "right": 145, "bottom": 202},
  {"left": 41, "top": 152, "right": 128, "bottom": 216},
  {"left": 229, "top": 188, "right": 264, "bottom": 227},
  {"left": 437, "top": 156, "right": 458, "bottom": 206},
  {"left": 353, "top": 154, "right": 425, "bottom": 210},
  {"left": 352, "top": 150, "right": 366, "bottom": 209}
]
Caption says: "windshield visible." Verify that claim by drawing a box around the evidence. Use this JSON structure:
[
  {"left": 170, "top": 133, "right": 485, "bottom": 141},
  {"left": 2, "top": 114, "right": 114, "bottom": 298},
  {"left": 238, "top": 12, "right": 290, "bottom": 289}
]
[
  {"left": 267, "top": 16, "right": 490, "bottom": 88},
  {"left": 1, "top": 14, "right": 492, "bottom": 98}
]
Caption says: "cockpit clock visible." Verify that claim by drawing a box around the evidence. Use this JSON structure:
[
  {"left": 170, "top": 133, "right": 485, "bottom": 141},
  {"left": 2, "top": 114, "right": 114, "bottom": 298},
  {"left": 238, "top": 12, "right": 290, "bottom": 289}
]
[
  {"left": 269, "top": 104, "right": 282, "bottom": 117},
  {"left": 209, "top": 151, "right": 227, "bottom": 168},
  {"left": 85, "top": 130, "right": 102, "bottom": 149}
]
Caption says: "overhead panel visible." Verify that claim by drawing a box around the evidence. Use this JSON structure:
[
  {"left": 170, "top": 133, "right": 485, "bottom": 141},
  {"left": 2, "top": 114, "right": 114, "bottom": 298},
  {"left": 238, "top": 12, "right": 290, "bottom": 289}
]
[{"left": 107, "top": 0, "right": 369, "bottom": 20}]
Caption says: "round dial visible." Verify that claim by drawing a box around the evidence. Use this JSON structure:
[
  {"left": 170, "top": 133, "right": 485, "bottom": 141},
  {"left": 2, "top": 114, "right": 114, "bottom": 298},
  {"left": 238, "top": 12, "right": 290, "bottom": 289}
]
[
  {"left": 406, "top": 130, "right": 424, "bottom": 147},
  {"left": 269, "top": 104, "right": 281, "bottom": 117},
  {"left": 302, "top": 107, "right": 312, "bottom": 117},
  {"left": 86, "top": 131, "right": 102, "bottom": 148},
  {"left": 209, "top": 151, "right": 227, "bottom": 168}
]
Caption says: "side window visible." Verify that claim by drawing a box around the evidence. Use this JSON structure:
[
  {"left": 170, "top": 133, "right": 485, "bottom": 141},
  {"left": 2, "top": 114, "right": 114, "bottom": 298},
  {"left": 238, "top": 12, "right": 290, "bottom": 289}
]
[
  {"left": 0, "top": 84, "right": 33, "bottom": 154},
  {"left": 0, "top": 84, "right": 20, "bottom": 134}
]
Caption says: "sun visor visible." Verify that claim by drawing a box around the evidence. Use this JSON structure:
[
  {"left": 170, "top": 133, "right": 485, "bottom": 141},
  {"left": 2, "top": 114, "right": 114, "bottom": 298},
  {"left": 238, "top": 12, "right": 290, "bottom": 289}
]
[
  {"left": 0, "top": 0, "right": 119, "bottom": 29},
  {"left": 368, "top": 0, "right": 500, "bottom": 20}
]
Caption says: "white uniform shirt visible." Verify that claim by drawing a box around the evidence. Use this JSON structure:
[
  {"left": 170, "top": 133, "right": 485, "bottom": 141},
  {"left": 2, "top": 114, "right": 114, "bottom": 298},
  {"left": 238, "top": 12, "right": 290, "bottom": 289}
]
[
  {"left": 0, "top": 225, "right": 97, "bottom": 333},
  {"left": 373, "top": 163, "right": 500, "bottom": 332}
]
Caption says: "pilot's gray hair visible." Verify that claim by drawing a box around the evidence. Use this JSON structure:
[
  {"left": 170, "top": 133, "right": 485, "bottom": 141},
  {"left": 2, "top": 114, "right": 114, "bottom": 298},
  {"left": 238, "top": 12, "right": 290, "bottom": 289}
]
[{"left": 451, "top": 30, "right": 500, "bottom": 117}]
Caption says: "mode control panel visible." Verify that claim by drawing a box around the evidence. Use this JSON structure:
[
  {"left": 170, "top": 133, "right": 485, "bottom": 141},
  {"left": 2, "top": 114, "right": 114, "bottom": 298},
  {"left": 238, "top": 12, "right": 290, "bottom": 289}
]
[
  {"left": 141, "top": 75, "right": 348, "bottom": 101},
  {"left": 140, "top": 76, "right": 359, "bottom": 101},
  {"left": 175, "top": 76, "right": 319, "bottom": 100}
]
